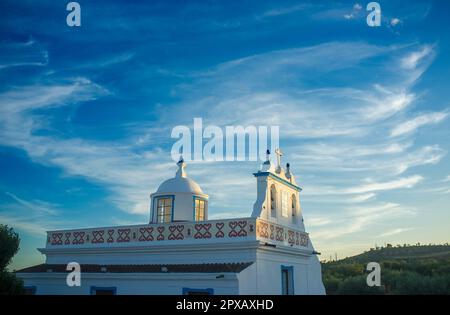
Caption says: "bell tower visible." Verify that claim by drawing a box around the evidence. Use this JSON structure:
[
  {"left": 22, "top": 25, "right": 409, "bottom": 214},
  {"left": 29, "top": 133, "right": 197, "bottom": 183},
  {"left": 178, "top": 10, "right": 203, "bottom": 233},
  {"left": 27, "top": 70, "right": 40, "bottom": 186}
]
[{"left": 251, "top": 149, "right": 305, "bottom": 230}]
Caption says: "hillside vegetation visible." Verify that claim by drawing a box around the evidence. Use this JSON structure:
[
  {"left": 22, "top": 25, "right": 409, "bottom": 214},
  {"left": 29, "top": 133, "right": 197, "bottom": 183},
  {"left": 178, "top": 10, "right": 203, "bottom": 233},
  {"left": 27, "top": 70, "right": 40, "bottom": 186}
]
[{"left": 322, "top": 244, "right": 450, "bottom": 295}]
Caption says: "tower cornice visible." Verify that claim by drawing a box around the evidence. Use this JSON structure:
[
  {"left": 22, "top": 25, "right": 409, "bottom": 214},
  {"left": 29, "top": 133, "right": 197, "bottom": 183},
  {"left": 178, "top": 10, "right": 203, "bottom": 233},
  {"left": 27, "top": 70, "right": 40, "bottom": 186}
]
[{"left": 253, "top": 171, "right": 302, "bottom": 191}]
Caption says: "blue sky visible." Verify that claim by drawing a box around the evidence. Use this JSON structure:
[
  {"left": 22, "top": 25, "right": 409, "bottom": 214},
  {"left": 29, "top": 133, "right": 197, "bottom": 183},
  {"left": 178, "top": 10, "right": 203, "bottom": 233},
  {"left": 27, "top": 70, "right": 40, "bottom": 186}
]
[{"left": 1, "top": 0, "right": 450, "bottom": 269}]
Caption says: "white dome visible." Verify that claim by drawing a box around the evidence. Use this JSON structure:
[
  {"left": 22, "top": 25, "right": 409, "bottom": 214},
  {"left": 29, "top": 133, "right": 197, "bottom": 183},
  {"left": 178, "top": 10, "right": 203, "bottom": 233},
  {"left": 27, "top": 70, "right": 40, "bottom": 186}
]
[{"left": 156, "top": 176, "right": 203, "bottom": 194}]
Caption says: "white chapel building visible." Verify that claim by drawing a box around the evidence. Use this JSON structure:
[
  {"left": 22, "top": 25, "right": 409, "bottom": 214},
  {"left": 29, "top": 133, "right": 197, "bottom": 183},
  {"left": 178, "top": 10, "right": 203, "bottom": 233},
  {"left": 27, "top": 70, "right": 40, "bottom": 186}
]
[{"left": 17, "top": 149, "right": 325, "bottom": 295}]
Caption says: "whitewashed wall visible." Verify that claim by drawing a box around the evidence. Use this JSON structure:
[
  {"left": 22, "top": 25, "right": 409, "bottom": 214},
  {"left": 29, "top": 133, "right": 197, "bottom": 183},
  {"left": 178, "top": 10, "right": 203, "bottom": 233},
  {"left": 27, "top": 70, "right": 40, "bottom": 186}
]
[
  {"left": 20, "top": 245, "right": 325, "bottom": 295},
  {"left": 21, "top": 273, "right": 239, "bottom": 295},
  {"left": 237, "top": 246, "right": 325, "bottom": 295}
]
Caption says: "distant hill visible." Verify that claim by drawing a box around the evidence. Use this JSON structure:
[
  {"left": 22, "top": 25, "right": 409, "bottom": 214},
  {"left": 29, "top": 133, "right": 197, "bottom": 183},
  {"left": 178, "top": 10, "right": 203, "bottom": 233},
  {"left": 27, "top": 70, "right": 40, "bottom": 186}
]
[
  {"left": 330, "top": 244, "right": 450, "bottom": 264},
  {"left": 322, "top": 244, "right": 450, "bottom": 295}
]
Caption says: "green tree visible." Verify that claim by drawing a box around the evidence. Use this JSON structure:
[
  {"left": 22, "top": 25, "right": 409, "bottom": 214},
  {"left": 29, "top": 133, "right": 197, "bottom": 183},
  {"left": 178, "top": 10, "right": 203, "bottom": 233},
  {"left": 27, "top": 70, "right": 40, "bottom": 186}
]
[
  {"left": 336, "top": 275, "right": 385, "bottom": 295},
  {"left": 322, "top": 244, "right": 450, "bottom": 295},
  {"left": 0, "top": 271, "right": 25, "bottom": 295},
  {"left": 0, "top": 224, "right": 24, "bottom": 295}
]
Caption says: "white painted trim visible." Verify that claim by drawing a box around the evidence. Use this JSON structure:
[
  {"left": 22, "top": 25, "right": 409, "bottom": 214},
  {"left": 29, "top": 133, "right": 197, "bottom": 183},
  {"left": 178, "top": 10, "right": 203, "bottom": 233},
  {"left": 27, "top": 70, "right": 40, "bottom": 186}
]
[
  {"left": 39, "top": 240, "right": 261, "bottom": 255},
  {"left": 16, "top": 272, "right": 240, "bottom": 281},
  {"left": 257, "top": 244, "right": 313, "bottom": 257}
]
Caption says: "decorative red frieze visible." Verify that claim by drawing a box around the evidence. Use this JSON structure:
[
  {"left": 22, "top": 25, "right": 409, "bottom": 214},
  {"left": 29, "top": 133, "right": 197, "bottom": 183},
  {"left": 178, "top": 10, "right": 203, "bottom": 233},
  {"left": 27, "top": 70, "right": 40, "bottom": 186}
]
[
  {"left": 255, "top": 220, "right": 309, "bottom": 248},
  {"left": 92, "top": 230, "right": 105, "bottom": 244},
  {"left": 156, "top": 226, "right": 165, "bottom": 241},
  {"left": 117, "top": 228, "right": 131, "bottom": 243},
  {"left": 107, "top": 229, "right": 114, "bottom": 243},
  {"left": 72, "top": 231, "right": 85, "bottom": 244},
  {"left": 228, "top": 220, "right": 248, "bottom": 237},
  {"left": 47, "top": 218, "right": 312, "bottom": 249},
  {"left": 194, "top": 223, "right": 212, "bottom": 239},
  {"left": 269, "top": 225, "right": 274, "bottom": 240},
  {"left": 138, "top": 227, "right": 153, "bottom": 241},
  {"left": 215, "top": 222, "right": 225, "bottom": 238},
  {"left": 300, "top": 233, "right": 308, "bottom": 247},
  {"left": 51, "top": 232, "right": 63, "bottom": 245},
  {"left": 64, "top": 232, "right": 71, "bottom": 245},
  {"left": 275, "top": 226, "right": 284, "bottom": 241},
  {"left": 168, "top": 225, "right": 184, "bottom": 240},
  {"left": 288, "top": 230, "right": 295, "bottom": 245},
  {"left": 257, "top": 221, "right": 269, "bottom": 238}
]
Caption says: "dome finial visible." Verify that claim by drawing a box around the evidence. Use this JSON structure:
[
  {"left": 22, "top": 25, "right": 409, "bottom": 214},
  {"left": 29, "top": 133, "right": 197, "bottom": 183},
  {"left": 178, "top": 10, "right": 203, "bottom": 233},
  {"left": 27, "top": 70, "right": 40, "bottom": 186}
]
[{"left": 176, "top": 156, "right": 187, "bottom": 178}]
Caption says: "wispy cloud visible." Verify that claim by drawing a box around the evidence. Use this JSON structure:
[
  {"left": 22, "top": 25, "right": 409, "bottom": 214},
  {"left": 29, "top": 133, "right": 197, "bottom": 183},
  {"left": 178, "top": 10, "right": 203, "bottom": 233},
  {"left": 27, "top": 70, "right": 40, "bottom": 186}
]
[
  {"left": 0, "top": 36, "right": 447, "bottom": 265},
  {"left": 306, "top": 217, "right": 332, "bottom": 227},
  {"left": 390, "top": 112, "right": 448, "bottom": 137},
  {"left": 0, "top": 40, "right": 48, "bottom": 70},
  {"left": 364, "top": 92, "right": 416, "bottom": 121},
  {"left": 347, "top": 193, "right": 377, "bottom": 203},
  {"left": 401, "top": 45, "right": 434, "bottom": 70},
  {"left": 259, "top": 4, "right": 308, "bottom": 18},
  {"left": 353, "top": 3, "right": 363, "bottom": 11},
  {"left": 343, "top": 176, "right": 424, "bottom": 194},
  {"left": 392, "top": 146, "right": 445, "bottom": 174},
  {"left": 0, "top": 192, "right": 64, "bottom": 235},
  {"left": 310, "top": 203, "right": 416, "bottom": 241},
  {"left": 294, "top": 144, "right": 444, "bottom": 176},
  {"left": 4, "top": 192, "right": 60, "bottom": 216},
  {"left": 343, "top": 4, "right": 363, "bottom": 20},
  {"left": 300, "top": 142, "right": 412, "bottom": 158},
  {"left": 390, "top": 18, "right": 401, "bottom": 26},
  {"left": 1, "top": 41, "right": 442, "bottom": 216},
  {"left": 0, "top": 78, "right": 167, "bottom": 217},
  {"left": 0, "top": 214, "right": 48, "bottom": 235},
  {"left": 379, "top": 227, "right": 413, "bottom": 238}
]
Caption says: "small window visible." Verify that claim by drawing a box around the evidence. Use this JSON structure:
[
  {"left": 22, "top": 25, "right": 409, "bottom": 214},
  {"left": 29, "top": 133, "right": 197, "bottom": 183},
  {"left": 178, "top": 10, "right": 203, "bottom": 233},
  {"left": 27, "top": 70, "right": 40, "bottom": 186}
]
[
  {"left": 156, "top": 197, "right": 173, "bottom": 223},
  {"left": 270, "top": 184, "right": 277, "bottom": 217},
  {"left": 194, "top": 198, "right": 206, "bottom": 221},
  {"left": 91, "top": 286, "right": 116, "bottom": 295},
  {"left": 182, "top": 287, "right": 214, "bottom": 295},
  {"left": 281, "top": 266, "right": 294, "bottom": 295}
]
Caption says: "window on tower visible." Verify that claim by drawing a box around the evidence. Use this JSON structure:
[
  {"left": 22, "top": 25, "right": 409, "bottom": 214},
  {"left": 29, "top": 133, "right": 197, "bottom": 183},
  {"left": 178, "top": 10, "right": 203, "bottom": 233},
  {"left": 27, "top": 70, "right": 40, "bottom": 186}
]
[
  {"left": 194, "top": 197, "right": 206, "bottom": 221},
  {"left": 270, "top": 184, "right": 277, "bottom": 217},
  {"left": 156, "top": 197, "right": 173, "bottom": 223},
  {"left": 281, "top": 191, "right": 288, "bottom": 217},
  {"left": 291, "top": 194, "right": 297, "bottom": 216}
]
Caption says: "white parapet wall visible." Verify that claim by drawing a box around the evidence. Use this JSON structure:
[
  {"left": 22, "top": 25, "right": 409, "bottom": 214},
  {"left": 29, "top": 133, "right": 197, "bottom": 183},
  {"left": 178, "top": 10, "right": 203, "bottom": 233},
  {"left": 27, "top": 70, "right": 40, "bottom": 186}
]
[{"left": 44, "top": 218, "right": 310, "bottom": 251}]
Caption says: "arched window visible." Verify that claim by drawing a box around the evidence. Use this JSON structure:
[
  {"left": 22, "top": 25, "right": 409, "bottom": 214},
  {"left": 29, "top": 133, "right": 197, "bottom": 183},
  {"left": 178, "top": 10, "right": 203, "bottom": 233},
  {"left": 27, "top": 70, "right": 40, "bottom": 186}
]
[
  {"left": 291, "top": 194, "right": 297, "bottom": 217},
  {"left": 270, "top": 184, "right": 277, "bottom": 217},
  {"left": 156, "top": 197, "right": 173, "bottom": 223}
]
